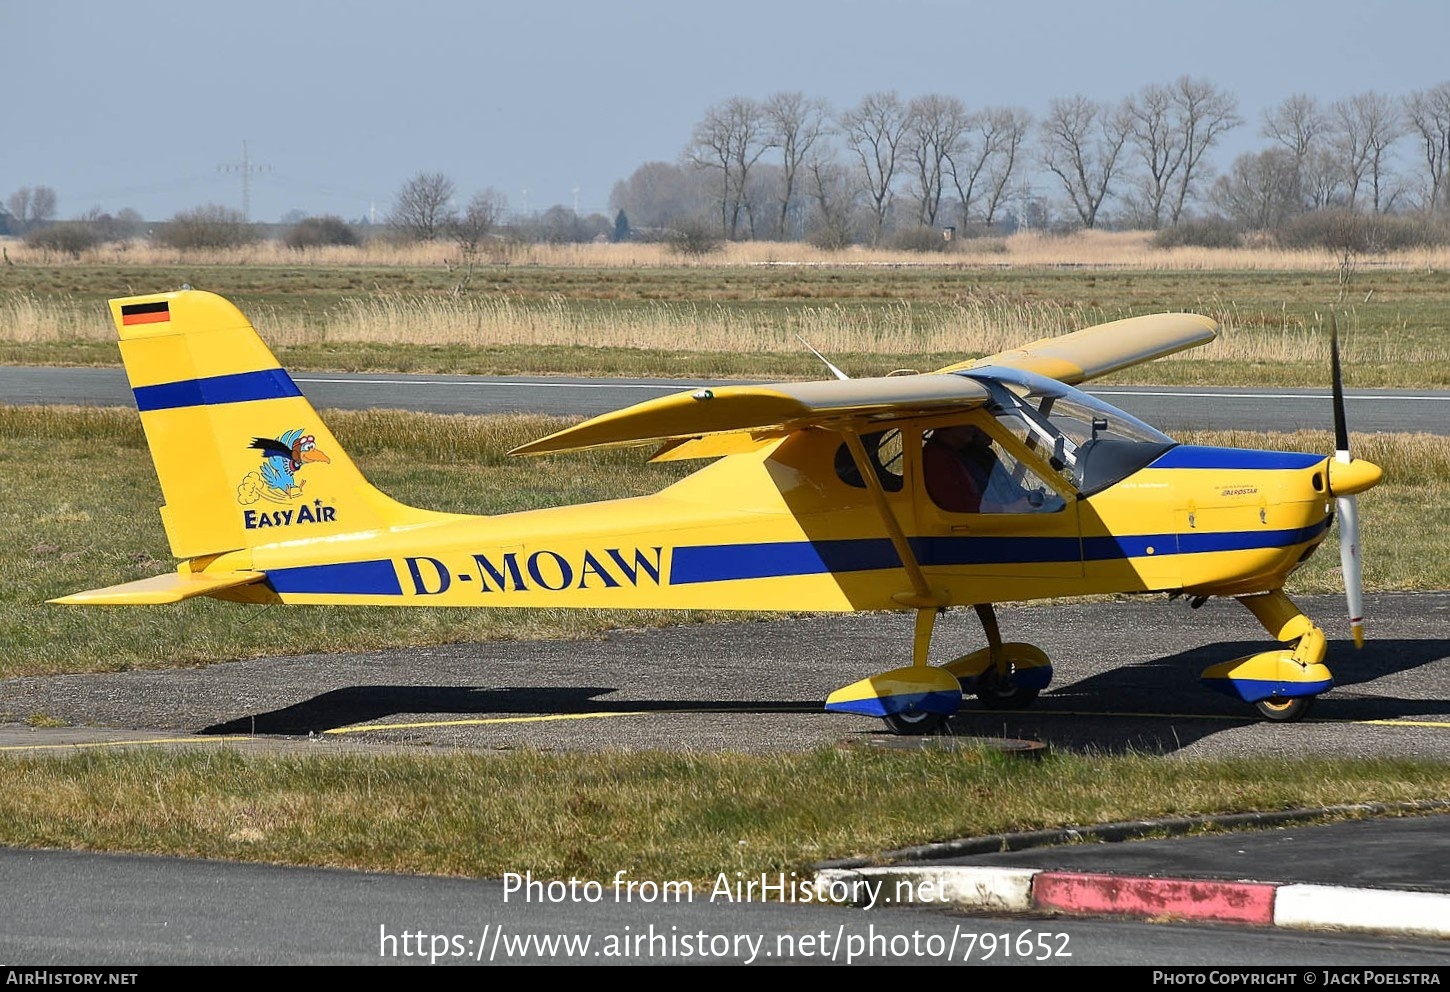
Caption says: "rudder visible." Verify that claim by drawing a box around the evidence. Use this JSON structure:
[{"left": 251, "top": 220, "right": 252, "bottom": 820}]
[{"left": 114, "top": 289, "right": 442, "bottom": 559}]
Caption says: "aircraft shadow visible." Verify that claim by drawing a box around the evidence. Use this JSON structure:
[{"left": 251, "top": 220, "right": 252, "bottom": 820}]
[
  {"left": 200, "top": 687, "right": 822, "bottom": 737},
  {"left": 945, "top": 636, "right": 1450, "bottom": 755},
  {"left": 198, "top": 637, "right": 1449, "bottom": 751}
]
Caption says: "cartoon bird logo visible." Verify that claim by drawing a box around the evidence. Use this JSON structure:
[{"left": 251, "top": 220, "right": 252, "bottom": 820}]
[{"left": 236, "top": 428, "right": 331, "bottom": 504}]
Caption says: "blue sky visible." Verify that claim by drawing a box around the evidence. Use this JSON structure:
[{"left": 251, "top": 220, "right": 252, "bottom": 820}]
[{"left": 6, "top": 0, "right": 1449, "bottom": 223}]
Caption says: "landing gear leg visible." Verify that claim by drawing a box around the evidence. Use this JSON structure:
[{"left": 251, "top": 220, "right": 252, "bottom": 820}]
[
  {"left": 1200, "top": 590, "right": 1331, "bottom": 722},
  {"left": 942, "top": 603, "right": 1053, "bottom": 710},
  {"left": 882, "top": 609, "right": 951, "bottom": 735},
  {"left": 825, "top": 607, "right": 963, "bottom": 735}
]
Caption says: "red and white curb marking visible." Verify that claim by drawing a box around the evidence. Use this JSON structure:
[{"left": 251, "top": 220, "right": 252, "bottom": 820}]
[{"left": 816, "top": 867, "right": 1450, "bottom": 939}]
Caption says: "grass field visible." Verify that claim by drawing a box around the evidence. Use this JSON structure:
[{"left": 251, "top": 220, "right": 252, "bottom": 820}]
[
  {"left": 4, "top": 405, "right": 1445, "bottom": 679},
  {"left": 3, "top": 234, "right": 1450, "bottom": 385},
  {"left": 1, "top": 747, "right": 1448, "bottom": 885},
  {"left": 2, "top": 241, "right": 1447, "bottom": 882}
]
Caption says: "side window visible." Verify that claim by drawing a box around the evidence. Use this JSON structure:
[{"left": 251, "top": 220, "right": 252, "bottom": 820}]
[
  {"left": 922, "top": 422, "right": 1066, "bottom": 515},
  {"left": 835, "top": 429, "right": 905, "bottom": 492},
  {"left": 990, "top": 407, "right": 1079, "bottom": 493}
]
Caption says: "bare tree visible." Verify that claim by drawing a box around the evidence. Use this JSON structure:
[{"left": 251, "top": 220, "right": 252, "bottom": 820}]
[
  {"left": 1332, "top": 92, "right": 1404, "bottom": 213},
  {"left": 388, "top": 172, "right": 456, "bottom": 241},
  {"left": 977, "top": 107, "right": 1032, "bottom": 228},
  {"left": 1165, "top": 77, "right": 1241, "bottom": 226},
  {"left": 1039, "top": 95, "right": 1132, "bottom": 229},
  {"left": 839, "top": 91, "right": 913, "bottom": 245},
  {"left": 905, "top": 94, "right": 970, "bottom": 227},
  {"left": 6, "top": 185, "right": 58, "bottom": 232},
  {"left": 1123, "top": 77, "right": 1240, "bottom": 228},
  {"left": 1302, "top": 146, "right": 1349, "bottom": 210},
  {"left": 763, "top": 91, "right": 829, "bottom": 240},
  {"left": 452, "top": 188, "right": 507, "bottom": 253},
  {"left": 609, "top": 161, "right": 709, "bottom": 230},
  {"left": 687, "top": 97, "right": 768, "bottom": 239},
  {"left": 1404, "top": 82, "right": 1450, "bottom": 213},
  {"left": 804, "top": 152, "right": 857, "bottom": 248},
  {"left": 1123, "top": 82, "right": 1182, "bottom": 228},
  {"left": 1261, "top": 93, "right": 1329, "bottom": 211},
  {"left": 1210, "top": 149, "right": 1298, "bottom": 230}
]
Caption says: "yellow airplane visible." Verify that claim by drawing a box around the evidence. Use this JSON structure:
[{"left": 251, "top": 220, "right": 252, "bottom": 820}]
[{"left": 52, "top": 289, "right": 1383, "bottom": 734}]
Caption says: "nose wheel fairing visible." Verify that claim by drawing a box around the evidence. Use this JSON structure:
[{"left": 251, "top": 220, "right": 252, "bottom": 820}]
[
  {"left": 1200, "top": 590, "right": 1333, "bottom": 712},
  {"left": 1200, "top": 650, "right": 1333, "bottom": 704},
  {"left": 825, "top": 602, "right": 1056, "bottom": 731},
  {"left": 824, "top": 665, "right": 965, "bottom": 719}
]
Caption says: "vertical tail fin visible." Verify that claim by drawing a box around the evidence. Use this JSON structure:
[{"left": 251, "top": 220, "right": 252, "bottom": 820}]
[{"left": 114, "top": 289, "right": 441, "bottom": 559}]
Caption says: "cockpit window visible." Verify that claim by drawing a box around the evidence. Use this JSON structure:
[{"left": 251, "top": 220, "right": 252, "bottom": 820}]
[
  {"left": 835, "top": 429, "right": 905, "bottom": 492},
  {"left": 962, "top": 367, "right": 1178, "bottom": 496}
]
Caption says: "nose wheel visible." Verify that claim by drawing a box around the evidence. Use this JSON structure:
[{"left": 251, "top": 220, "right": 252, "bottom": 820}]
[
  {"left": 1254, "top": 695, "right": 1314, "bottom": 723},
  {"left": 883, "top": 710, "right": 949, "bottom": 736}
]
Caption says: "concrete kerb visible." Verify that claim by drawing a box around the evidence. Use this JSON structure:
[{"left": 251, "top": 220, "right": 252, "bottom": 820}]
[
  {"left": 812, "top": 799, "right": 1450, "bottom": 870},
  {"left": 812, "top": 800, "right": 1450, "bottom": 939}
]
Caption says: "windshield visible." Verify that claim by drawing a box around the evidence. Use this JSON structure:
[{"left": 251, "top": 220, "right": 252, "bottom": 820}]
[{"left": 961, "top": 367, "right": 1178, "bottom": 495}]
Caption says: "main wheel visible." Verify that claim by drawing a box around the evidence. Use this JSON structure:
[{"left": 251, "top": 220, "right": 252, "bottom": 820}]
[
  {"left": 882, "top": 710, "right": 948, "bottom": 736},
  {"left": 974, "top": 664, "right": 1041, "bottom": 711},
  {"left": 1254, "top": 695, "right": 1314, "bottom": 723}
]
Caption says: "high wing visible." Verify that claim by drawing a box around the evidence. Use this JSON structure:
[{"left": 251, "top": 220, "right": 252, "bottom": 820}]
[
  {"left": 510, "top": 374, "right": 992, "bottom": 458},
  {"left": 511, "top": 312, "right": 1217, "bottom": 459},
  {"left": 936, "top": 311, "right": 1218, "bottom": 384}
]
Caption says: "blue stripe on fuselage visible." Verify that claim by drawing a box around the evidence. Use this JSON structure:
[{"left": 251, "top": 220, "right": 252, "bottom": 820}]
[
  {"left": 253, "top": 519, "right": 1331, "bottom": 594},
  {"left": 133, "top": 369, "right": 302, "bottom": 411},
  {"left": 668, "top": 519, "right": 1329, "bottom": 585},
  {"left": 265, "top": 560, "right": 403, "bottom": 596},
  {"left": 1148, "top": 446, "right": 1324, "bottom": 470}
]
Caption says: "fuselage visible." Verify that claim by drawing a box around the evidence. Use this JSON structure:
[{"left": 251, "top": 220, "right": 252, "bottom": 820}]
[{"left": 212, "top": 426, "right": 1333, "bottom": 613}]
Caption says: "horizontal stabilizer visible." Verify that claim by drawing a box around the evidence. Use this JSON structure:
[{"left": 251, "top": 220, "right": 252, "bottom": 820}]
[{"left": 49, "top": 570, "right": 267, "bottom": 605}]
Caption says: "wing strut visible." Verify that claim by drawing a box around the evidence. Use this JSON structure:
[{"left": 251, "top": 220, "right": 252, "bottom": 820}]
[{"left": 840, "top": 429, "right": 948, "bottom": 667}]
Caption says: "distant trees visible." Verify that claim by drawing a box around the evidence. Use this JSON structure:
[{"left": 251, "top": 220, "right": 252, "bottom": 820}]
[
  {"left": 1404, "top": 82, "right": 1450, "bottom": 212},
  {"left": 948, "top": 106, "right": 1032, "bottom": 231},
  {"left": 22, "top": 207, "right": 145, "bottom": 255},
  {"left": 24, "top": 220, "right": 100, "bottom": 257},
  {"left": 388, "top": 171, "right": 456, "bottom": 241},
  {"left": 1261, "top": 93, "right": 1329, "bottom": 214},
  {"left": 1039, "top": 95, "right": 1132, "bottom": 229},
  {"left": 1333, "top": 91, "right": 1404, "bottom": 213},
  {"left": 6, "top": 186, "right": 58, "bottom": 233},
  {"left": 906, "top": 94, "right": 970, "bottom": 227},
  {"left": 1123, "top": 77, "right": 1241, "bottom": 228},
  {"left": 284, "top": 215, "right": 359, "bottom": 249},
  {"left": 763, "top": 91, "right": 829, "bottom": 239},
  {"left": 156, "top": 204, "right": 258, "bottom": 249},
  {"left": 688, "top": 97, "right": 770, "bottom": 239},
  {"left": 839, "top": 91, "right": 913, "bottom": 245},
  {"left": 452, "top": 188, "right": 507, "bottom": 253},
  {"left": 609, "top": 161, "right": 710, "bottom": 231},
  {"left": 16, "top": 76, "right": 1450, "bottom": 255},
  {"left": 1210, "top": 149, "right": 1299, "bottom": 230}
]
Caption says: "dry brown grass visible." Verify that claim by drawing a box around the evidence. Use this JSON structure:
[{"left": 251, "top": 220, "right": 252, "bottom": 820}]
[
  {"left": 4, "top": 288, "right": 1442, "bottom": 369},
  {"left": 8, "top": 229, "right": 1450, "bottom": 271}
]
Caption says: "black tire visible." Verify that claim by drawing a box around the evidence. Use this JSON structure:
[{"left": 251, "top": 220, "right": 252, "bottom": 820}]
[
  {"left": 882, "top": 710, "right": 948, "bottom": 736},
  {"left": 1254, "top": 695, "right": 1314, "bottom": 723},
  {"left": 974, "top": 664, "right": 1041, "bottom": 711}
]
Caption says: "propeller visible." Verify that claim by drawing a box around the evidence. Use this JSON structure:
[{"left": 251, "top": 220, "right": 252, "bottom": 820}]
[{"left": 1327, "top": 313, "right": 1374, "bottom": 648}]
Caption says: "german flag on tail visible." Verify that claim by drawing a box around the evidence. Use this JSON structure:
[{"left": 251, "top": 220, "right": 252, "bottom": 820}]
[{"left": 120, "top": 301, "right": 170, "bottom": 326}]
